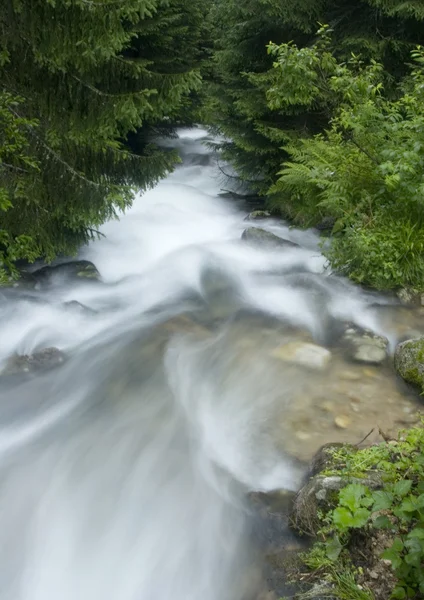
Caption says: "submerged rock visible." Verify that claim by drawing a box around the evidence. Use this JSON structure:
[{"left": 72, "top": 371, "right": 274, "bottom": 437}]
[
  {"left": 241, "top": 227, "right": 299, "bottom": 249},
  {"left": 341, "top": 325, "right": 388, "bottom": 365},
  {"left": 394, "top": 336, "right": 424, "bottom": 390},
  {"left": 32, "top": 260, "right": 101, "bottom": 285},
  {"left": 271, "top": 341, "right": 331, "bottom": 371},
  {"left": 1, "top": 347, "right": 66, "bottom": 377},
  {"left": 62, "top": 300, "right": 98, "bottom": 315}
]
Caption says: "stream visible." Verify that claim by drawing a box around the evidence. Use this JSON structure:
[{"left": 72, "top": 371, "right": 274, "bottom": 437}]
[{"left": 0, "top": 127, "right": 422, "bottom": 600}]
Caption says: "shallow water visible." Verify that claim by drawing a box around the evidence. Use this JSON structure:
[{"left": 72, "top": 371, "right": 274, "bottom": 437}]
[{"left": 0, "top": 127, "right": 422, "bottom": 600}]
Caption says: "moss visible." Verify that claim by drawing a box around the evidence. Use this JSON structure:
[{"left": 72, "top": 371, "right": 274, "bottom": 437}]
[{"left": 394, "top": 337, "right": 424, "bottom": 391}]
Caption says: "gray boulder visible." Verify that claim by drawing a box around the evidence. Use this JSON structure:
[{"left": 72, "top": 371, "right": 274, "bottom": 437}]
[
  {"left": 1, "top": 347, "right": 66, "bottom": 377},
  {"left": 241, "top": 227, "right": 299, "bottom": 249},
  {"left": 341, "top": 325, "right": 388, "bottom": 365}
]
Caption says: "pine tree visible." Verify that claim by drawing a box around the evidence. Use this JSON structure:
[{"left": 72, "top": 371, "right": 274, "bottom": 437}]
[{"left": 0, "top": 0, "right": 205, "bottom": 279}]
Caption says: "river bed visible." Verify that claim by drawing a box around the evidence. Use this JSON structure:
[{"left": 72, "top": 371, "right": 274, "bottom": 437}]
[{"left": 0, "top": 127, "right": 422, "bottom": 600}]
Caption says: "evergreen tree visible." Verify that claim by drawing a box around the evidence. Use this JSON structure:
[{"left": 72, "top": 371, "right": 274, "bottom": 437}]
[
  {"left": 207, "top": 0, "right": 424, "bottom": 199},
  {"left": 0, "top": 0, "right": 205, "bottom": 279}
]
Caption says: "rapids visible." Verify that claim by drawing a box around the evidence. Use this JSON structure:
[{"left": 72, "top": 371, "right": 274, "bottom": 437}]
[{"left": 0, "top": 127, "right": 421, "bottom": 600}]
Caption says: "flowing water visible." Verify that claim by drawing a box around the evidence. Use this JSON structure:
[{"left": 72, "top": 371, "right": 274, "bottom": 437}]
[{"left": 0, "top": 127, "right": 422, "bottom": 600}]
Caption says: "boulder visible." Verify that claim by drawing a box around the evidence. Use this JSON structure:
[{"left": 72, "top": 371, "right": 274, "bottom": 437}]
[
  {"left": 271, "top": 341, "right": 331, "bottom": 371},
  {"left": 394, "top": 337, "right": 424, "bottom": 390},
  {"left": 245, "top": 210, "right": 271, "bottom": 221},
  {"left": 32, "top": 260, "right": 101, "bottom": 285},
  {"left": 1, "top": 347, "right": 66, "bottom": 377},
  {"left": 291, "top": 473, "right": 382, "bottom": 537},
  {"left": 341, "top": 325, "right": 388, "bottom": 365},
  {"left": 241, "top": 227, "right": 299, "bottom": 249}
]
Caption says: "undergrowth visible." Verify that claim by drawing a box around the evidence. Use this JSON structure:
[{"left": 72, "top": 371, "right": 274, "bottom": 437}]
[{"left": 288, "top": 421, "right": 424, "bottom": 599}]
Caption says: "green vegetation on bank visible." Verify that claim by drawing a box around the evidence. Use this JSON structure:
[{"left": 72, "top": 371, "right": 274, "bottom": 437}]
[
  {"left": 206, "top": 0, "right": 424, "bottom": 290},
  {"left": 289, "top": 423, "right": 424, "bottom": 599},
  {"left": 0, "top": 0, "right": 205, "bottom": 281}
]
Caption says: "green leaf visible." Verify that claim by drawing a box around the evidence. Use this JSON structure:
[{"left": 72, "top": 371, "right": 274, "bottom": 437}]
[
  {"left": 373, "top": 515, "right": 392, "bottom": 529},
  {"left": 407, "top": 528, "right": 424, "bottom": 540},
  {"left": 373, "top": 490, "right": 394, "bottom": 511},
  {"left": 391, "top": 586, "right": 407, "bottom": 599},
  {"left": 325, "top": 535, "right": 343, "bottom": 561},
  {"left": 339, "top": 483, "right": 369, "bottom": 512},
  {"left": 394, "top": 480, "right": 413, "bottom": 497}
]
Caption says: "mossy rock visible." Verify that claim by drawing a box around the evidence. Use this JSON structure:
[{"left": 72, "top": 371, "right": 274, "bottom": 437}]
[
  {"left": 32, "top": 260, "right": 101, "bottom": 285},
  {"left": 394, "top": 337, "right": 424, "bottom": 390},
  {"left": 245, "top": 210, "right": 271, "bottom": 221}
]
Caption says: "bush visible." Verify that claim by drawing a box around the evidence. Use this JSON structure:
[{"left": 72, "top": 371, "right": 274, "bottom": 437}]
[
  {"left": 300, "top": 422, "right": 424, "bottom": 599},
  {"left": 267, "top": 30, "right": 424, "bottom": 290}
]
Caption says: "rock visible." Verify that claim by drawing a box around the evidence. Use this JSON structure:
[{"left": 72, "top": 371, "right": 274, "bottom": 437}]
[
  {"left": 1, "top": 347, "right": 66, "bottom": 377},
  {"left": 271, "top": 342, "right": 331, "bottom": 370},
  {"left": 245, "top": 210, "right": 271, "bottom": 221},
  {"left": 341, "top": 325, "right": 389, "bottom": 365},
  {"left": 394, "top": 337, "right": 424, "bottom": 390},
  {"left": 63, "top": 300, "right": 98, "bottom": 314},
  {"left": 32, "top": 260, "right": 101, "bottom": 286},
  {"left": 291, "top": 472, "right": 382, "bottom": 536},
  {"left": 309, "top": 443, "right": 356, "bottom": 477},
  {"left": 241, "top": 227, "right": 299, "bottom": 249},
  {"left": 315, "top": 216, "right": 336, "bottom": 232},
  {"left": 396, "top": 288, "right": 424, "bottom": 306},
  {"left": 334, "top": 415, "right": 351, "bottom": 429}
]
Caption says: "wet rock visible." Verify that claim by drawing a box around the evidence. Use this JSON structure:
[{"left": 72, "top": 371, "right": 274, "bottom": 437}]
[
  {"left": 394, "top": 337, "right": 424, "bottom": 390},
  {"left": 245, "top": 210, "right": 271, "bottom": 221},
  {"left": 32, "top": 260, "right": 101, "bottom": 286},
  {"left": 315, "top": 216, "right": 336, "bottom": 232},
  {"left": 63, "top": 300, "right": 98, "bottom": 315},
  {"left": 290, "top": 442, "right": 382, "bottom": 536},
  {"left": 271, "top": 342, "right": 331, "bottom": 371},
  {"left": 241, "top": 227, "right": 299, "bottom": 249},
  {"left": 1, "top": 347, "right": 66, "bottom": 377},
  {"left": 291, "top": 472, "right": 382, "bottom": 536},
  {"left": 396, "top": 287, "right": 424, "bottom": 306},
  {"left": 341, "top": 325, "right": 388, "bottom": 365},
  {"left": 334, "top": 415, "right": 351, "bottom": 429}
]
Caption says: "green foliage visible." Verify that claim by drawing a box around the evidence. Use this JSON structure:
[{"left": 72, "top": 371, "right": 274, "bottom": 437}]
[
  {"left": 0, "top": 0, "right": 205, "bottom": 280},
  {"left": 306, "top": 423, "right": 424, "bottom": 599},
  {"left": 207, "top": 0, "right": 424, "bottom": 202},
  {"left": 267, "top": 31, "right": 424, "bottom": 289}
]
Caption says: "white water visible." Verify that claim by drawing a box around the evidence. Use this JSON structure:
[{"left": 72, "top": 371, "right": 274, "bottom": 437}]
[{"left": 0, "top": 128, "right": 393, "bottom": 600}]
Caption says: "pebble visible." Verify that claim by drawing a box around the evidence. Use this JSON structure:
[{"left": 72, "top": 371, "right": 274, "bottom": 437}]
[
  {"left": 271, "top": 342, "right": 331, "bottom": 370},
  {"left": 334, "top": 415, "right": 351, "bottom": 429},
  {"left": 340, "top": 371, "right": 362, "bottom": 381},
  {"left": 296, "top": 431, "right": 312, "bottom": 441}
]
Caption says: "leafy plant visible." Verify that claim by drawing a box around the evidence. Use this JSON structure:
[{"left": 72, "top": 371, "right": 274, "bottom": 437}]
[
  {"left": 309, "top": 423, "right": 424, "bottom": 599},
  {"left": 266, "top": 31, "right": 424, "bottom": 290}
]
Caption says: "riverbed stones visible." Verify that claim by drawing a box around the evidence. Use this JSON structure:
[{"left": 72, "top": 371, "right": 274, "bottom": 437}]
[
  {"left": 396, "top": 287, "right": 424, "bottom": 306},
  {"left": 271, "top": 341, "right": 331, "bottom": 370},
  {"left": 241, "top": 227, "right": 299, "bottom": 249},
  {"left": 1, "top": 347, "right": 66, "bottom": 377},
  {"left": 341, "top": 325, "right": 389, "bottom": 365},
  {"left": 394, "top": 336, "right": 424, "bottom": 390}
]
